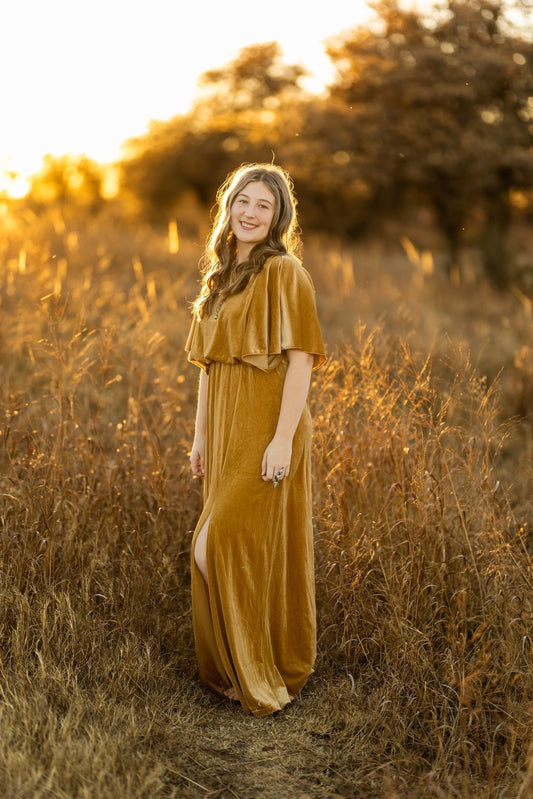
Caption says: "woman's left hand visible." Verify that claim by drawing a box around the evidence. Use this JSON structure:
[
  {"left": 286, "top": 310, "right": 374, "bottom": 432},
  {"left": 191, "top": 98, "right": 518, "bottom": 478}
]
[{"left": 261, "top": 436, "right": 292, "bottom": 484}]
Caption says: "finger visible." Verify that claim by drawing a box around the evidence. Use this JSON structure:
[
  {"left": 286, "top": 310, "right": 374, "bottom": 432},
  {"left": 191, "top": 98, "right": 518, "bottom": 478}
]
[
  {"left": 191, "top": 453, "right": 205, "bottom": 477},
  {"left": 272, "top": 465, "right": 285, "bottom": 488}
]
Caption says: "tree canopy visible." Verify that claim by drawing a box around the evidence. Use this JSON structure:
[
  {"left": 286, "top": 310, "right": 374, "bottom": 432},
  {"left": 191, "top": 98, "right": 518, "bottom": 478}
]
[
  {"left": 323, "top": 0, "right": 533, "bottom": 282},
  {"left": 118, "top": 0, "right": 533, "bottom": 286}
]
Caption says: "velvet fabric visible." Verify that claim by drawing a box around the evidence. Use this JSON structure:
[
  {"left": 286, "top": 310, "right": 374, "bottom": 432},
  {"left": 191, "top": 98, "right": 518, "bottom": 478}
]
[{"left": 185, "top": 255, "right": 325, "bottom": 716}]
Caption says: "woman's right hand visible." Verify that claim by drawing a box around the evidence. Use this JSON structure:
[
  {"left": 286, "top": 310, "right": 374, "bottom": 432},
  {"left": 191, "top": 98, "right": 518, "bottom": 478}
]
[{"left": 190, "top": 437, "right": 206, "bottom": 478}]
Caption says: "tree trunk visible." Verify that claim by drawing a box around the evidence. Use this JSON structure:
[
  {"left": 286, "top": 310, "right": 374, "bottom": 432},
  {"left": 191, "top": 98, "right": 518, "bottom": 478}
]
[
  {"left": 431, "top": 192, "right": 464, "bottom": 282},
  {"left": 482, "top": 187, "right": 511, "bottom": 289}
]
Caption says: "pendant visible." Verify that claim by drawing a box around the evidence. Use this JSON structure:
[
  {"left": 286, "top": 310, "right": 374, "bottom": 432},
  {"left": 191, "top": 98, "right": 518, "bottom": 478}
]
[{"left": 213, "top": 301, "right": 223, "bottom": 320}]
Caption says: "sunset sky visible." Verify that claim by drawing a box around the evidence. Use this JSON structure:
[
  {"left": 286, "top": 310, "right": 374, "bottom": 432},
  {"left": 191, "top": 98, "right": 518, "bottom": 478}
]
[{"left": 1, "top": 0, "right": 430, "bottom": 195}]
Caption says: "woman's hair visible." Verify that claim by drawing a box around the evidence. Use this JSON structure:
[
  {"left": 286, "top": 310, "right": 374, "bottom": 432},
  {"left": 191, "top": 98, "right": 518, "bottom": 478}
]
[{"left": 192, "top": 162, "right": 301, "bottom": 319}]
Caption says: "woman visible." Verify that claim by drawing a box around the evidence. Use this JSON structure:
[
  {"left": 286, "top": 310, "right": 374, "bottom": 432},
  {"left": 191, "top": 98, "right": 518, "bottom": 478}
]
[{"left": 186, "top": 163, "right": 325, "bottom": 717}]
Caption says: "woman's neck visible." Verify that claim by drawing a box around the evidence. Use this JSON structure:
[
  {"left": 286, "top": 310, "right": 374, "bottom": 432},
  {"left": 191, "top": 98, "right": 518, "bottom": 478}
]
[{"left": 236, "top": 245, "right": 252, "bottom": 264}]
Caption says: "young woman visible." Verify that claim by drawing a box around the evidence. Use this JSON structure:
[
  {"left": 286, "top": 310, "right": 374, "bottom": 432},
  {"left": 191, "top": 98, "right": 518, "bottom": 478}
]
[{"left": 186, "top": 163, "right": 325, "bottom": 717}]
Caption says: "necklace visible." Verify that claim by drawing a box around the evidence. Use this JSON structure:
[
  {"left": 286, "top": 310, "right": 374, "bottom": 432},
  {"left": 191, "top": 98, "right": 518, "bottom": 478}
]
[{"left": 213, "top": 300, "right": 223, "bottom": 320}]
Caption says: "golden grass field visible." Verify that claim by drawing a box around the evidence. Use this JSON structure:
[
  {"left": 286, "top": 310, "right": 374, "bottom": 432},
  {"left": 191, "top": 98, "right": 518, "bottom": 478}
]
[{"left": 0, "top": 201, "right": 532, "bottom": 798}]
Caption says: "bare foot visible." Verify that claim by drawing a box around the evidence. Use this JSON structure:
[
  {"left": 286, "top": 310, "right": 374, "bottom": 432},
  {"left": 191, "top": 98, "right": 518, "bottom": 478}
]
[{"left": 223, "top": 687, "right": 240, "bottom": 702}]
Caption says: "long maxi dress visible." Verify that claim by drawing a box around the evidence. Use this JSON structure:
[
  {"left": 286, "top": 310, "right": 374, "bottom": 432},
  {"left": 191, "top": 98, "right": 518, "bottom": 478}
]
[{"left": 185, "top": 254, "right": 325, "bottom": 717}]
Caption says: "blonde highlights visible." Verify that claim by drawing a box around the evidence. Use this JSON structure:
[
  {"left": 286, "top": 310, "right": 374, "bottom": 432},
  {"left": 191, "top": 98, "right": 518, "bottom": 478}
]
[{"left": 192, "top": 163, "right": 301, "bottom": 319}]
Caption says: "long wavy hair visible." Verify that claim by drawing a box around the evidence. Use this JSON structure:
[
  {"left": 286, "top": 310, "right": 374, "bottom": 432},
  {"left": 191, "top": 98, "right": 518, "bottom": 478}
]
[{"left": 192, "top": 163, "right": 301, "bottom": 319}]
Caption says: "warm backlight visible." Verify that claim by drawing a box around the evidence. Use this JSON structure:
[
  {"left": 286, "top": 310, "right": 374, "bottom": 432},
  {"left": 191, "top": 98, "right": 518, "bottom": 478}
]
[{"left": 0, "top": 0, "right": 390, "bottom": 198}]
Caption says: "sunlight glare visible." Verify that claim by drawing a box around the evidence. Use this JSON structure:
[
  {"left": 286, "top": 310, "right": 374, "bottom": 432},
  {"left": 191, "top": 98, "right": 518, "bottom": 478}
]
[
  {"left": 0, "top": 0, "right": 388, "bottom": 186},
  {"left": 0, "top": 156, "right": 36, "bottom": 199},
  {"left": 8, "top": 176, "right": 30, "bottom": 199}
]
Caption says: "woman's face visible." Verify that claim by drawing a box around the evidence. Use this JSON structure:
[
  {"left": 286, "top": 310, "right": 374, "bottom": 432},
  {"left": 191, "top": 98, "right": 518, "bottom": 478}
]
[{"left": 230, "top": 180, "right": 276, "bottom": 260}]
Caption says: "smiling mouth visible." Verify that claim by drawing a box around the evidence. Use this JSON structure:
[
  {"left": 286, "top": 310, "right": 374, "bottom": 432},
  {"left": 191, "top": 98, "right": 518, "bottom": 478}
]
[{"left": 240, "top": 221, "right": 257, "bottom": 230}]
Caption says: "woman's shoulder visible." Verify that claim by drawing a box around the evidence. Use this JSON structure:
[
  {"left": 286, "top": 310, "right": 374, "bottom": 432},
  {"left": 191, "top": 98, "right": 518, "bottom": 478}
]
[
  {"left": 262, "top": 254, "right": 314, "bottom": 286},
  {"left": 263, "top": 253, "right": 302, "bottom": 272}
]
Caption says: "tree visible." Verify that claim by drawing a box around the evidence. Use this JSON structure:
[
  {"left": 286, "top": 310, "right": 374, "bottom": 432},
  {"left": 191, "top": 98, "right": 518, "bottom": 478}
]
[
  {"left": 325, "top": 0, "right": 533, "bottom": 284},
  {"left": 29, "top": 154, "right": 105, "bottom": 212},
  {"left": 119, "top": 43, "right": 308, "bottom": 219},
  {"left": 275, "top": 96, "right": 389, "bottom": 238},
  {"left": 196, "top": 41, "right": 308, "bottom": 113}
]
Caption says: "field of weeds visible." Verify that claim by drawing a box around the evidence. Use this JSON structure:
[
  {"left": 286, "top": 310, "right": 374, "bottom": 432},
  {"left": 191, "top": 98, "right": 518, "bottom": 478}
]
[{"left": 0, "top": 202, "right": 532, "bottom": 798}]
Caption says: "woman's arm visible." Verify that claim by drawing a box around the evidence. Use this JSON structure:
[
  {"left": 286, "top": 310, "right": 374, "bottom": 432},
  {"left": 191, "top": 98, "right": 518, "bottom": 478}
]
[
  {"left": 261, "top": 349, "right": 314, "bottom": 482},
  {"left": 190, "top": 369, "right": 208, "bottom": 477}
]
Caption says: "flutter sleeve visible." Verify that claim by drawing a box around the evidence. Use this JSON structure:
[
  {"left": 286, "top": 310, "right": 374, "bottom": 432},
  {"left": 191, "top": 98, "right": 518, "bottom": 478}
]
[
  {"left": 241, "top": 256, "right": 326, "bottom": 372},
  {"left": 185, "top": 316, "right": 209, "bottom": 372}
]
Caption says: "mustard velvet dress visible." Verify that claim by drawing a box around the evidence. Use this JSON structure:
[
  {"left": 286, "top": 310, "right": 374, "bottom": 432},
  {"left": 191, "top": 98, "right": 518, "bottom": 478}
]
[{"left": 186, "top": 254, "right": 325, "bottom": 717}]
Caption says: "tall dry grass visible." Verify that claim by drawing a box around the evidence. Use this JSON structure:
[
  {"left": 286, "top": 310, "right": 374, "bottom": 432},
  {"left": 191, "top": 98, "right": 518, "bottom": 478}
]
[
  {"left": 0, "top": 202, "right": 532, "bottom": 797},
  {"left": 313, "top": 333, "right": 532, "bottom": 791}
]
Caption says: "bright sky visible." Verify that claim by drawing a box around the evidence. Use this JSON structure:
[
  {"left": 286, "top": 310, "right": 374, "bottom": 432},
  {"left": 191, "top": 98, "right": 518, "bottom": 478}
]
[
  {"left": 1, "top": 0, "right": 440, "bottom": 197},
  {"left": 1, "top": 0, "right": 381, "bottom": 191}
]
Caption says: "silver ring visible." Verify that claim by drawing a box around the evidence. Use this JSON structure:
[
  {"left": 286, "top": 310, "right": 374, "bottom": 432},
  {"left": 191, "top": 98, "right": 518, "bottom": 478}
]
[{"left": 272, "top": 466, "right": 285, "bottom": 488}]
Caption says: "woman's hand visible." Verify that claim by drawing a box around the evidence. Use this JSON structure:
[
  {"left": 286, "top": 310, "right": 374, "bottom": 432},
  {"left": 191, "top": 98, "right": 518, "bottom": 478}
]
[
  {"left": 261, "top": 350, "right": 313, "bottom": 486},
  {"left": 190, "top": 437, "right": 206, "bottom": 478},
  {"left": 261, "top": 435, "right": 292, "bottom": 484}
]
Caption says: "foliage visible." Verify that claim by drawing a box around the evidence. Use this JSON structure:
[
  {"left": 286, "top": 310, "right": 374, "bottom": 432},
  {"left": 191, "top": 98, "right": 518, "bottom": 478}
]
[
  {"left": 120, "top": 42, "right": 306, "bottom": 217},
  {"left": 29, "top": 154, "right": 107, "bottom": 212},
  {"left": 324, "top": 0, "right": 533, "bottom": 283},
  {"left": 116, "top": 0, "right": 533, "bottom": 286},
  {"left": 196, "top": 41, "right": 308, "bottom": 113}
]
